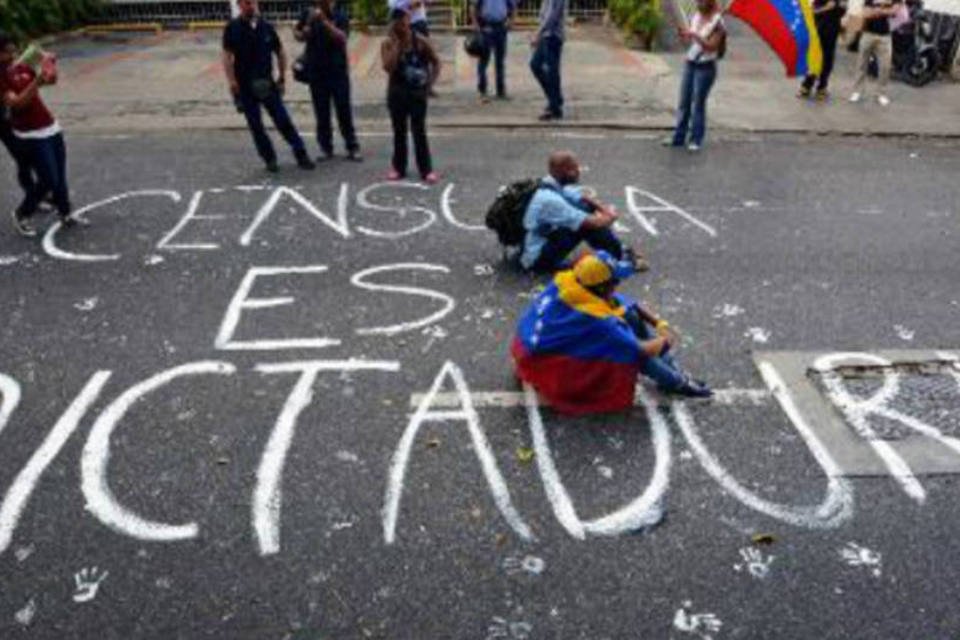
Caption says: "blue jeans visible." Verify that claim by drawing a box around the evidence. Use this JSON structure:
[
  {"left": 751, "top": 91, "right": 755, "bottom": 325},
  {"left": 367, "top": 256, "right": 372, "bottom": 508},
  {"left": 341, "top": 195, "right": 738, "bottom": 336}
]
[
  {"left": 530, "top": 35, "right": 563, "bottom": 116},
  {"left": 1, "top": 121, "right": 36, "bottom": 195},
  {"left": 532, "top": 226, "right": 623, "bottom": 273},
  {"left": 309, "top": 70, "right": 359, "bottom": 155},
  {"left": 478, "top": 23, "right": 508, "bottom": 96},
  {"left": 19, "top": 133, "right": 70, "bottom": 218},
  {"left": 238, "top": 88, "right": 307, "bottom": 164},
  {"left": 624, "top": 306, "right": 687, "bottom": 391},
  {"left": 672, "top": 60, "right": 717, "bottom": 147}
]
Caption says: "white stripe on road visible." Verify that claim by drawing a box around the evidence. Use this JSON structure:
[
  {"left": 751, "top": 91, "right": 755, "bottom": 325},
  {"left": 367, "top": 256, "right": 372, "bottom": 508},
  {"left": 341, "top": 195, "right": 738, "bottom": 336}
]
[{"left": 409, "top": 387, "right": 771, "bottom": 408}]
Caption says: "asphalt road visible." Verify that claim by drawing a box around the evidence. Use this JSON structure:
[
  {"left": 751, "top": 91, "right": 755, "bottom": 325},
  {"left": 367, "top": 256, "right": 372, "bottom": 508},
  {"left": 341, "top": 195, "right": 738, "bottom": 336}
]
[{"left": 1, "top": 130, "right": 959, "bottom": 639}]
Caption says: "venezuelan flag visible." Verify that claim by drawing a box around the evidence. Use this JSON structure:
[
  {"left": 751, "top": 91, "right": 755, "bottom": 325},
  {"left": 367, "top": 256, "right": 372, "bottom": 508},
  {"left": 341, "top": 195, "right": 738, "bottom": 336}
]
[
  {"left": 729, "top": 0, "right": 823, "bottom": 77},
  {"left": 511, "top": 271, "right": 643, "bottom": 415}
]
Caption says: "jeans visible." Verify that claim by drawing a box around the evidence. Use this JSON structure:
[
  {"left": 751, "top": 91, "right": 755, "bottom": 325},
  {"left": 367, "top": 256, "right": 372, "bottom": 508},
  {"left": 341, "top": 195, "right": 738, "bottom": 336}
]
[
  {"left": 531, "top": 226, "right": 623, "bottom": 273},
  {"left": 18, "top": 133, "right": 70, "bottom": 219},
  {"left": 854, "top": 32, "right": 892, "bottom": 91},
  {"left": 802, "top": 24, "right": 839, "bottom": 91},
  {"left": 624, "top": 305, "right": 687, "bottom": 391},
  {"left": 672, "top": 60, "right": 717, "bottom": 147},
  {"left": 530, "top": 35, "right": 564, "bottom": 116},
  {"left": 478, "top": 22, "right": 508, "bottom": 96},
  {"left": 387, "top": 86, "right": 432, "bottom": 177},
  {"left": 1, "top": 121, "right": 36, "bottom": 195},
  {"left": 238, "top": 88, "right": 307, "bottom": 164},
  {"left": 309, "top": 70, "right": 359, "bottom": 155}
]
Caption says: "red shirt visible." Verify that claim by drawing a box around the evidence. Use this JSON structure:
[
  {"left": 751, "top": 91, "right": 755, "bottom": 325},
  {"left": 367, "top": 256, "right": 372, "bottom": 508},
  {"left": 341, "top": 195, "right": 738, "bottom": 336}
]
[{"left": 1, "top": 63, "right": 56, "bottom": 134}]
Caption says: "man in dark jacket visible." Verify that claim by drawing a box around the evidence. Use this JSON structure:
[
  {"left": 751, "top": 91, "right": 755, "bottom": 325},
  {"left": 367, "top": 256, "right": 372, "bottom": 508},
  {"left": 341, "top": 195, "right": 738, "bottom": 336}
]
[
  {"left": 295, "top": 0, "right": 362, "bottom": 161},
  {"left": 222, "top": 0, "right": 315, "bottom": 172}
]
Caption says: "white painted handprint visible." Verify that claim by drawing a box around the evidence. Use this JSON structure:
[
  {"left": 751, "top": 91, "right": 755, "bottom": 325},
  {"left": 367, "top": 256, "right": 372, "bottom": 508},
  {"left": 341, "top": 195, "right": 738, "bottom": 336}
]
[
  {"left": 673, "top": 600, "right": 723, "bottom": 639},
  {"left": 72, "top": 567, "right": 109, "bottom": 603}
]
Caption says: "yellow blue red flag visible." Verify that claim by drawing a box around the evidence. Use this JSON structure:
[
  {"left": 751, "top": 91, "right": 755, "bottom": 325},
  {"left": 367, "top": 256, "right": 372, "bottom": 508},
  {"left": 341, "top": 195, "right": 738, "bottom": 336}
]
[{"left": 729, "top": 0, "right": 823, "bottom": 77}]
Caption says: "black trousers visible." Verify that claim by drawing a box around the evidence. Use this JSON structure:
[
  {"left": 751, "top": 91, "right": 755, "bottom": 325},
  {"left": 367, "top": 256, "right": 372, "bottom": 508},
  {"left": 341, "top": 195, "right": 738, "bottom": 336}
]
[
  {"left": 387, "top": 87, "right": 432, "bottom": 177},
  {"left": 803, "top": 25, "right": 840, "bottom": 91},
  {"left": 309, "top": 70, "right": 359, "bottom": 155},
  {"left": 1, "top": 120, "right": 36, "bottom": 195}
]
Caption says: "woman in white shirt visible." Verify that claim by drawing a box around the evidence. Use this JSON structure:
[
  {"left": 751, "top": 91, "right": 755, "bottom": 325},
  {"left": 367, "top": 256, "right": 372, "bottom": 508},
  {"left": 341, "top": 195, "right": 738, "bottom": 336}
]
[{"left": 666, "top": 0, "right": 725, "bottom": 151}]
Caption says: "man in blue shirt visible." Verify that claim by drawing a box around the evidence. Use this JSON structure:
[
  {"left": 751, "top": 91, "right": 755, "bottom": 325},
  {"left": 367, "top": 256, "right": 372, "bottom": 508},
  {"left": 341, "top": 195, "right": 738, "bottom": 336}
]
[
  {"left": 521, "top": 150, "right": 640, "bottom": 273},
  {"left": 529, "top": 0, "right": 565, "bottom": 120},
  {"left": 472, "top": 0, "right": 516, "bottom": 100},
  {"left": 223, "top": 0, "right": 314, "bottom": 172}
]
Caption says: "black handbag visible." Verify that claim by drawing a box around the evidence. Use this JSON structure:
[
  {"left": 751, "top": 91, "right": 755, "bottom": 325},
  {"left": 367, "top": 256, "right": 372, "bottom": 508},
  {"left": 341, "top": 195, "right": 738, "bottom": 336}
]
[
  {"left": 464, "top": 30, "right": 488, "bottom": 57},
  {"left": 293, "top": 55, "right": 310, "bottom": 84}
]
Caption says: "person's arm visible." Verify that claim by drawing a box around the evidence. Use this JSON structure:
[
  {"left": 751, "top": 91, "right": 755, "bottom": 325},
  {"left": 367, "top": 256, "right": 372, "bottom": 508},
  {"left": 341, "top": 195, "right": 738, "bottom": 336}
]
[
  {"left": 472, "top": 0, "right": 481, "bottom": 26},
  {"left": 222, "top": 49, "right": 240, "bottom": 95},
  {"left": 381, "top": 39, "right": 401, "bottom": 73},
  {"left": 813, "top": 0, "right": 837, "bottom": 13},
  {"left": 579, "top": 208, "right": 617, "bottom": 230},
  {"left": 640, "top": 335, "right": 672, "bottom": 359},
  {"left": 690, "top": 16, "right": 724, "bottom": 52},
  {"left": 275, "top": 36, "right": 288, "bottom": 92},
  {"left": 419, "top": 36, "right": 442, "bottom": 84},
  {"left": 320, "top": 11, "right": 348, "bottom": 46},
  {"left": 2, "top": 73, "right": 45, "bottom": 110}
]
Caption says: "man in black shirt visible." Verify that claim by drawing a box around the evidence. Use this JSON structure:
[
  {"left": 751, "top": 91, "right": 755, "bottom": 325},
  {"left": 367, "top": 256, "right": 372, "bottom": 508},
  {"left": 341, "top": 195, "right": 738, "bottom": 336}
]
[
  {"left": 295, "top": 0, "right": 361, "bottom": 161},
  {"left": 798, "top": 0, "right": 843, "bottom": 100},
  {"left": 222, "top": 0, "right": 314, "bottom": 172},
  {"left": 850, "top": 0, "right": 901, "bottom": 106}
]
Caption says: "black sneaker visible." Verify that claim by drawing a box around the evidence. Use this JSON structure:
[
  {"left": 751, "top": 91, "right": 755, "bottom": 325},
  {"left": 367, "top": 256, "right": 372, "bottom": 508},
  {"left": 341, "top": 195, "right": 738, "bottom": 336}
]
[
  {"left": 265, "top": 160, "right": 279, "bottom": 173},
  {"left": 676, "top": 379, "right": 713, "bottom": 398},
  {"left": 297, "top": 155, "right": 316, "bottom": 171},
  {"left": 317, "top": 151, "right": 334, "bottom": 162},
  {"left": 538, "top": 111, "right": 563, "bottom": 122},
  {"left": 60, "top": 213, "right": 90, "bottom": 228},
  {"left": 346, "top": 149, "right": 363, "bottom": 163},
  {"left": 11, "top": 211, "right": 37, "bottom": 237}
]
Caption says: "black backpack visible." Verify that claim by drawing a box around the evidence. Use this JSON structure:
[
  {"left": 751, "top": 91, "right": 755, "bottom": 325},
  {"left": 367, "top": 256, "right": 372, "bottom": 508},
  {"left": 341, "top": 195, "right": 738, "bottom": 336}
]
[{"left": 485, "top": 179, "right": 544, "bottom": 247}]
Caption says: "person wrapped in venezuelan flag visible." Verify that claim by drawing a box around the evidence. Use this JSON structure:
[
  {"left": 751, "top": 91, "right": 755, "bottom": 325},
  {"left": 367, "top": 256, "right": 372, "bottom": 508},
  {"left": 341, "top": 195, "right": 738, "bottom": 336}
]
[{"left": 512, "top": 250, "right": 712, "bottom": 415}]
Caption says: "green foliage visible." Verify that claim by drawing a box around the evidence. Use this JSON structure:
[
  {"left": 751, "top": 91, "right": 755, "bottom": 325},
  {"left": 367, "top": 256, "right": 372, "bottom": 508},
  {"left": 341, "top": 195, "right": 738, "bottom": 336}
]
[
  {"left": 351, "top": 0, "right": 389, "bottom": 25},
  {"left": 608, "top": 0, "right": 663, "bottom": 49},
  {"left": 0, "top": 0, "right": 102, "bottom": 42}
]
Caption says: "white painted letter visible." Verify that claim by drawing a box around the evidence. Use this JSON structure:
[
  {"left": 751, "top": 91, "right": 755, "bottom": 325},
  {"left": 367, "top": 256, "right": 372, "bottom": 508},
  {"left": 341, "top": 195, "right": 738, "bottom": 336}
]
[
  {"left": 157, "top": 190, "right": 223, "bottom": 251},
  {"left": 81, "top": 362, "right": 235, "bottom": 542},
  {"left": 1, "top": 372, "right": 111, "bottom": 554},
  {"left": 0, "top": 373, "right": 21, "bottom": 439},
  {"left": 440, "top": 184, "right": 486, "bottom": 231},
  {"left": 43, "top": 190, "right": 183, "bottom": 262},
  {"left": 624, "top": 186, "right": 716, "bottom": 238},
  {"left": 351, "top": 263, "right": 455, "bottom": 336},
  {"left": 524, "top": 384, "right": 671, "bottom": 538},
  {"left": 253, "top": 359, "right": 400, "bottom": 555},
  {"left": 355, "top": 182, "right": 437, "bottom": 238},
  {"left": 215, "top": 265, "right": 340, "bottom": 351},
  {"left": 383, "top": 361, "right": 533, "bottom": 544},
  {"left": 241, "top": 187, "right": 350, "bottom": 246}
]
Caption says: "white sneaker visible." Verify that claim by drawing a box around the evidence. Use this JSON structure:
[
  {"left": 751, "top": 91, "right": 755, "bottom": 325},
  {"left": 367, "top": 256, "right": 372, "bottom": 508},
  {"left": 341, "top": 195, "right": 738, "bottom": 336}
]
[
  {"left": 877, "top": 95, "right": 890, "bottom": 107},
  {"left": 849, "top": 92, "right": 862, "bottom": 103},
  {"left": 687, "top": 143, "right": 701, "bottom": 152}
]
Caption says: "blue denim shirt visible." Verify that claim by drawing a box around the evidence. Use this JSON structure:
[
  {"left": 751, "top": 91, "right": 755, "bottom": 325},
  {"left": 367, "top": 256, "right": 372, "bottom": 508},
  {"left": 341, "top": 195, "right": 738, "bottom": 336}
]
[
  {"left": 520, "top": 176, "right": 588, "bottom": 269},
  {"left": 537, "top": 0, "right": 566, "bottom": 40},
  {"left": 477, "top": 0, "right": 516, "bottom": 23}
]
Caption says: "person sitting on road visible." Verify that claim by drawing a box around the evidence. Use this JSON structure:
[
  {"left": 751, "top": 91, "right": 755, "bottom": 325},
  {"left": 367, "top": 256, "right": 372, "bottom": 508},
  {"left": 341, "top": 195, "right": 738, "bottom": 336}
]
[
  {"left": 520, "top": 150, "right": 640, "bottom": 273},
  {"left": 512, "top": 250, "right": 712, "bottom": 415}
]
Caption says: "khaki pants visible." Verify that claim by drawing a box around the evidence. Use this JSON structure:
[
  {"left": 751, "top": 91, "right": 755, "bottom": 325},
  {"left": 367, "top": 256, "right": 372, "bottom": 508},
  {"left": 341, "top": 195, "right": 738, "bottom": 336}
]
[{"left": 853, "top": 32, "right": 892, "bottom": 92}]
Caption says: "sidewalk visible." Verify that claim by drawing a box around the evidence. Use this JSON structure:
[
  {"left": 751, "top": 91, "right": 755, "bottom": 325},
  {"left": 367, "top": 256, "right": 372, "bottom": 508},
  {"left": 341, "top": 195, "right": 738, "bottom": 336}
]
[{"left": 42, "top": 23, "right": 960, "bottom": 135}]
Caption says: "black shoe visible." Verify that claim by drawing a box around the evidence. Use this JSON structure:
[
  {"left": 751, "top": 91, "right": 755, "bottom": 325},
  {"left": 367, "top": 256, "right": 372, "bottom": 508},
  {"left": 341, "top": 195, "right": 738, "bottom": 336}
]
[
  {"left": 11, "top": 211, "right": 37, "bottom": 237},
  {"left": 676, "top": 379, "right": 713, "bottom": 398},
  {"left": 495, "top": 93, "right": 510, "bottom": 101},
  {"left": 265, "top": 160, "right": 279, "bottom": 173},
  {"left": 346, "top": 149, "right": 363, "bottom": 162},
  {"left": 297, "top": 156, "right": 316, "bottom": 171},
  {"left": 538, "top": 111, "right": 562, "bottom": 122},
  {"left": 60, "top": 213, "right": 90, "bottom": 228},
  {"left": 317, "top": 151, "right": 334, "bottom": 162}
]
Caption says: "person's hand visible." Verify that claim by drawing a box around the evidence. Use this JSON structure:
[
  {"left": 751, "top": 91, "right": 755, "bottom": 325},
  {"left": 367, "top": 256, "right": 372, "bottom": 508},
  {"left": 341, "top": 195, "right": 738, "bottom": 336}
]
[
  {"left": 277, "top": 77, "right": 286, "bottom": 95},
  {"left": 229, "top": 79, "right": 240, "bottom": 96},
  {"left": 530, "top": 33, "right": 539, "bottom": 48}
]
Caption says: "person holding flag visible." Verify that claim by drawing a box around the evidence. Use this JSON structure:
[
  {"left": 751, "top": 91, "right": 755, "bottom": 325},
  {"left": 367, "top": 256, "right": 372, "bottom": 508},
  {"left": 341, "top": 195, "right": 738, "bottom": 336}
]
[
  {"left": 797, "top": 0, "right": 843, "bottom": 100},
  {"left": 512, "top": 250, "right": 712, "bottom": 416}
]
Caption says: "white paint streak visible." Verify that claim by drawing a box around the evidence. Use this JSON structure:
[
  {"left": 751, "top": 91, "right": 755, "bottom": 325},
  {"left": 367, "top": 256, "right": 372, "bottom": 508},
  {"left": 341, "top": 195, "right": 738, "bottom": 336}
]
[
  {"left": 351, "top": 263, "right": 455, "bottom": 336},
  {"left": 0, "top": 372, "right": 111, "bottom": 555},
  {"left": 42, "top": 190, "right": 182, "bottom": 262},
  {"left": 156, "top": 190, "right": 223, "bottom": 251},
  {"left": 673, "top": 361, "right": 854, "bottom": 528},
  {"left": 240, "top": 186, "right": 350, "bottom": 246},
  {"left": 625, "top": 186, "right": 717, "bottom": 237},
  {"left": 383, "top": 361, "right": 533, "bottom": 544},
  {"left": 81, "top": 362, "right": 235, "bottom": 542},
  {"left": 253, "top": 360, "right": 399, "bottom": 555},
  {"left": 524, "top": 384, "right": 670, "bottom": 537},
  {"left": 745, "top": 327, "right": 770, "bottom": 343},
  {"left": 215, "top": 265, "right": 340, "bottom": 351},
  {"left": 409, "top": 387, "right": 770, "bottom": 408},
  {"left": 0, "top": 373, "right": 22, "bottom": 440},
  {"left": 440, "top": 184, "right": 486, "bottom": 231},
  {"left": 355, "top": 182, "right": 437, "bottom": 238}
]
